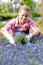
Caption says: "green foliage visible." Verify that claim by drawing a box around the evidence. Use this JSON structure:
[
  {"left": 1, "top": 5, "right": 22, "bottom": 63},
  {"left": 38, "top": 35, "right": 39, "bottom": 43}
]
[
  {"left": 22, "top": 0, "right": 36, "bottom": 11},
  {"left": 0, "top": 22, "right": 4, "bottom": 40},
  {"left": 0, "top": 13, "right": 18, "bottom": 20},
  {"left": 39, "top": 26, "right": 43, "bottom": 34},
  {"left": 0, "top": 2, "right": 13, "bottom": 13},
  {"left": 35, "top": 19, "right": 43, "bottom": 34},
  {"left": 32, "top": 12, "right": 41, "bottom": 17},
  {"left": 0, "top": 36, "right": 4, "bottom": 40},
  {"left": 0, "top": 2, "right": 8, "bottom": 13},
  {"left": 0, "top": 22, "right": 4, "bottom": 29},
  {"left": 14, "top": 33, "right": 27, "bottom": 44},
  {"left": 29, "top": 58, "right": 40, "bottom": 65}
]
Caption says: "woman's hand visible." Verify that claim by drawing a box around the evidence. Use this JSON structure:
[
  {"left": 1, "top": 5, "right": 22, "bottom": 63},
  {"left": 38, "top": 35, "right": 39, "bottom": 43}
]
[{"left": 26, "top": 34, "right": 33, "bottom": 42}]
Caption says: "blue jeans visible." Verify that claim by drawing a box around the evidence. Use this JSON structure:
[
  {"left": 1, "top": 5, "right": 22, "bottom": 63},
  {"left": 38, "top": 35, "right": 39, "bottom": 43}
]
[{"left": 13, "top": 28, "right": 29, "bottom": 37}]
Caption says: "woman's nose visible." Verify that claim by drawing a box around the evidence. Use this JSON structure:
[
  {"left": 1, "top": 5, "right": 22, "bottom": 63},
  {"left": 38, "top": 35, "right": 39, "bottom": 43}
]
[{"left": 23, "top": 16, "right": 26, "bottom": 19}]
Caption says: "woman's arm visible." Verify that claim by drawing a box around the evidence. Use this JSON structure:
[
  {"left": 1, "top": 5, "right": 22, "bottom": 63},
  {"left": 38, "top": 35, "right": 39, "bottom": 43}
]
[
  {"left": 29, "top": 18, "right": 41, "bottom": 37},
  {"left": 0, "top": 30, "right": 16, "bottom": 46},
  {"left": 26, "top": 18, "right": 41, "bottom": 42},
  {"left": 0, "top": 19, "right": 16, "bottom": 46}
]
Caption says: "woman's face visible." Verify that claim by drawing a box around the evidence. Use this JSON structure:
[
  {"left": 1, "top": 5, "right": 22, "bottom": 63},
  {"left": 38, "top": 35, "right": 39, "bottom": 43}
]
[{"left": 19, "top": 9, "right": 29, "bottom": 24}]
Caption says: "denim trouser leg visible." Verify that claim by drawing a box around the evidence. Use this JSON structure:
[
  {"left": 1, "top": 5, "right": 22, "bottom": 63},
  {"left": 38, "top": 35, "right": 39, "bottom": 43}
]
[{"left": 13, "top": 31, "right": 26, "bottom": 37}]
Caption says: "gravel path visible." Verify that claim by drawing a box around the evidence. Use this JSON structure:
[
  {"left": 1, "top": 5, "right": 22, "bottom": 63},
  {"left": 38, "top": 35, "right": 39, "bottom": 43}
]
[{"left": 0, "top": 35, "right": 43, "bottom": 65}]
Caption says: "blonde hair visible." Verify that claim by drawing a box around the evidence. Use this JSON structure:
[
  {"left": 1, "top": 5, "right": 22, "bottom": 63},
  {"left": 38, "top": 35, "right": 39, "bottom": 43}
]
[{"left": 19, "top": 5, "right": 30, "bottom": 12}]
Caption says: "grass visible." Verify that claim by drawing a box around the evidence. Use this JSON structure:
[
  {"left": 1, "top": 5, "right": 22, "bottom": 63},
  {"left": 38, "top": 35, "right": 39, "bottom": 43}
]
[{"left": 35, "top": 19, "right": 43, "bottom": 34}]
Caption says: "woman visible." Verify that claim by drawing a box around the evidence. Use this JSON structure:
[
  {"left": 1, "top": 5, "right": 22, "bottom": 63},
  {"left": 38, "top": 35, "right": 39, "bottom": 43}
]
[{"left": 0, "top": 5, "right": 41, "bottom": 46}]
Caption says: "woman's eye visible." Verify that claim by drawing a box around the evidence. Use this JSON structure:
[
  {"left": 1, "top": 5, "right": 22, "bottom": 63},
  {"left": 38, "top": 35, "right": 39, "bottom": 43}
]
[
  {"left": 25, "top": 15, "right": 28, "bottom": 17},
  {"left": 22, "top": 15, "right": 28, "bottom": 17}
]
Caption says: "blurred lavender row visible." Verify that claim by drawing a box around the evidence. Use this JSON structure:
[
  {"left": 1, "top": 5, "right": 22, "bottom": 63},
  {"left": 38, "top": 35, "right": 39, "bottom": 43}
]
[{"left": 0, "top": 35, "right": 43, "bottom": 65}]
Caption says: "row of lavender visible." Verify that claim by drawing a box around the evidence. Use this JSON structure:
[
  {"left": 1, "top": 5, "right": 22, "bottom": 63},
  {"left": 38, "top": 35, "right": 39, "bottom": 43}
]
[{"left": 0, "top": 35, "right": 43, "bottom": 65}]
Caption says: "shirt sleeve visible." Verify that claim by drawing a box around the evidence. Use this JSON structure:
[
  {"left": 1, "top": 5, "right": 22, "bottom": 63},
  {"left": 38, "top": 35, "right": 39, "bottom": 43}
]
[{"left": 1, "top": 19, "right": 16, "bottom": 34}]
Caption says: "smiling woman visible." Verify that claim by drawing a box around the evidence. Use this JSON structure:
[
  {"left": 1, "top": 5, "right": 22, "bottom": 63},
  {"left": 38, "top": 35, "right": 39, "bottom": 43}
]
[{"left": 0, "top": 5, "right": 41, "bottom": 46}]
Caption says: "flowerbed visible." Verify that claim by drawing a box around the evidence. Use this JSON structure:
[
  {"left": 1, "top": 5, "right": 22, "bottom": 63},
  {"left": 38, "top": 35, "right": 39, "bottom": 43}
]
[{"left": 0, "top": 35, "right": 43, "bottom": 65}]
